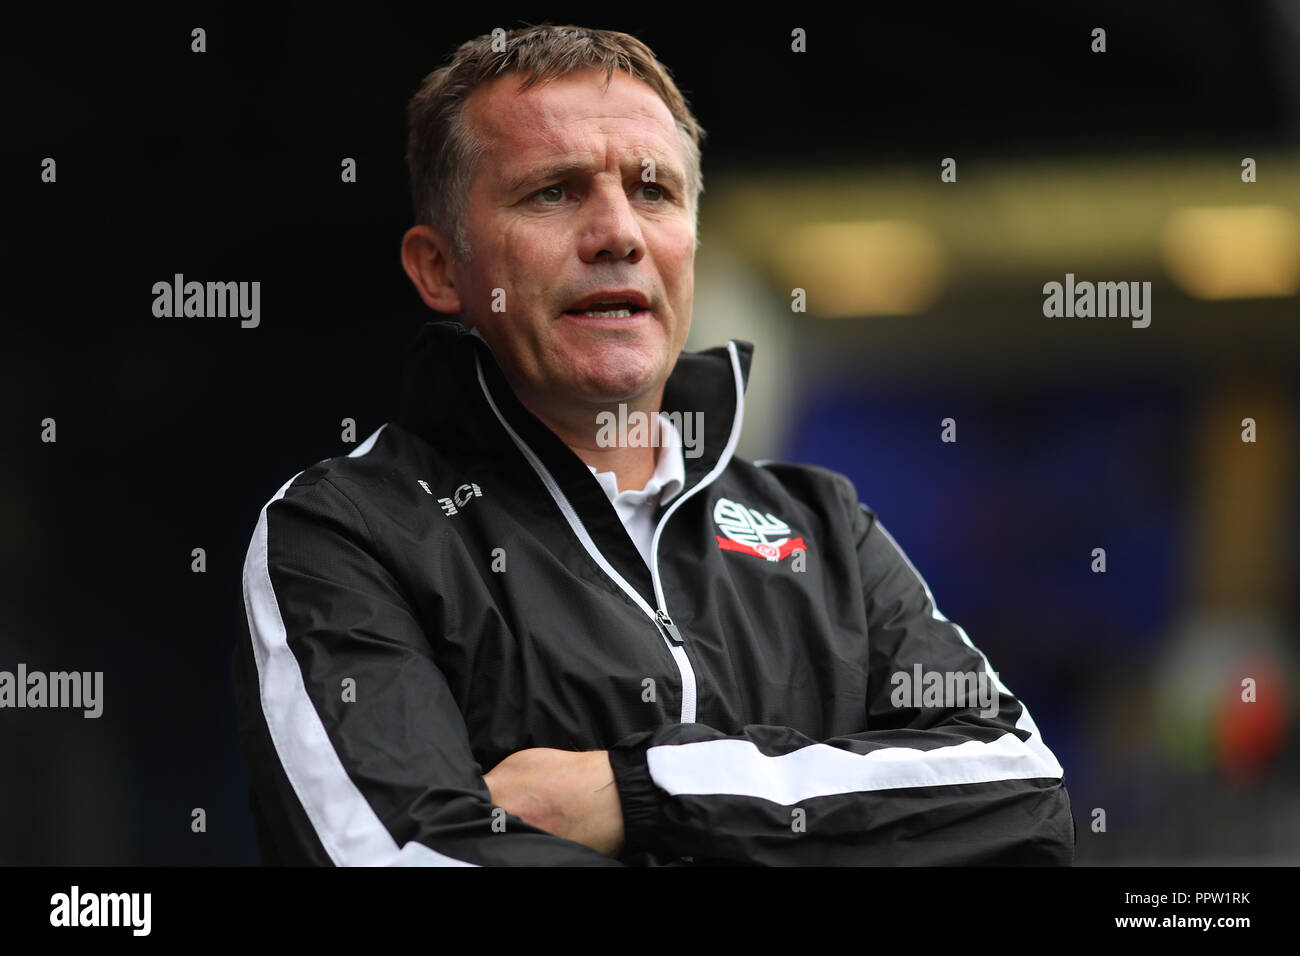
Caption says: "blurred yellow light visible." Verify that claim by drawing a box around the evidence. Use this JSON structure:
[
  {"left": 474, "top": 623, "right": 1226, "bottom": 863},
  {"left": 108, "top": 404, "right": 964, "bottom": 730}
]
[
  {"left": 775, "top": 220, "right": 946, "bottom": 317},
  {"left": 1161, "top": 205, "right": 1300, "bottom": 300}
]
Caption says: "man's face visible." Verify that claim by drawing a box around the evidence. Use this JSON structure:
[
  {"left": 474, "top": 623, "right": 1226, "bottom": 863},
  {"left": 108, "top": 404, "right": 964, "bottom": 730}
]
[{"left": 450, "top": 67, "right": 696, "bottom": 411}]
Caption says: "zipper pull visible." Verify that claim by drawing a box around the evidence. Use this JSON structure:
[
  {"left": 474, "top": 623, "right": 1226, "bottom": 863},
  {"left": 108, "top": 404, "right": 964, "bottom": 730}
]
[{"left": 656, "top": 608, "right": 685, "bottom": 644}]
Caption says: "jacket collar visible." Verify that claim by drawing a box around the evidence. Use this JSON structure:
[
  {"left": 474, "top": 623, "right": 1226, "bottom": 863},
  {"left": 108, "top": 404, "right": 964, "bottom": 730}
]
[
  {"left": 397, "top": 318, "right": 752, "bottom": 482},
  {"left": 587, "top": 413, "right": 686, "bottom": 503},
  {"left": 396, "top": 318, "right": 753, "bottom": 593}
]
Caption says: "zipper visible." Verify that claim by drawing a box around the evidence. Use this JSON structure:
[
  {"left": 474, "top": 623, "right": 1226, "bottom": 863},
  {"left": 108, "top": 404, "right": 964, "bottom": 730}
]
[
  {"left": 656, "top": 608, "right": 684, "bottom": 644},
  {"left": 474, "top": 353, "right": 696, "bottom": 722},
  {"left": 645, "top": 341, "right": 747, "bottom": 695},
  {"left": 473, "top": 343, "right": 746, "bottom": 726}
]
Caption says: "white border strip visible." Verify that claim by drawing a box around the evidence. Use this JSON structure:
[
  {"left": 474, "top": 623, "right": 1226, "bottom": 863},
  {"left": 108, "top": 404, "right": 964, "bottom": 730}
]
[{"left": 646, "top": 731, "right": 1061, "bottom": 804}]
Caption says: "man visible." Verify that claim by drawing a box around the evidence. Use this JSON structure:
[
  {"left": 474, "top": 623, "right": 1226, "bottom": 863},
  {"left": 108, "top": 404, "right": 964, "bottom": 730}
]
[{"left": 232, "top": 23, "right": 1075, "bottom": 866}]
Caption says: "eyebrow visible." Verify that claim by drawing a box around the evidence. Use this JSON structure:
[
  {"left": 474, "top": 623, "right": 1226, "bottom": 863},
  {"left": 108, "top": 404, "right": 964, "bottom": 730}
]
[{"left": 502, "top": 156, "right": 686, "bottom": 197}]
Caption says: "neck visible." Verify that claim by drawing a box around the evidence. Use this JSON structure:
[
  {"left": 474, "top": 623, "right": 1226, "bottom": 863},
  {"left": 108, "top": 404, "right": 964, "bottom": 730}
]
[{"left": 515, "top": 384, "right": 665, "bottom": 493}]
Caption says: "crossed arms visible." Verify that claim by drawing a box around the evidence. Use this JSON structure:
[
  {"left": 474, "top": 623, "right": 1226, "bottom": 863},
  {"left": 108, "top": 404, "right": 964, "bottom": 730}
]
[{"left": 235, "top": 472, "right": 1074, "bottom": 866}]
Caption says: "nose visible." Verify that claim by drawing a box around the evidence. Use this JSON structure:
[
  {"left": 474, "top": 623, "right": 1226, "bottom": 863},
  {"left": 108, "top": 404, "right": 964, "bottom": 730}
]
[{"left": 577, "top": 178, "right": 644, "bottom": 264}]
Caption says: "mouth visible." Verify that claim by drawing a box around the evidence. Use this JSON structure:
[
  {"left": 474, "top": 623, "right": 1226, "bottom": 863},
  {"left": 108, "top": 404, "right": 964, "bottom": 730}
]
[{"left": 561, "top": 291, "right": 652, "bottom": 321}]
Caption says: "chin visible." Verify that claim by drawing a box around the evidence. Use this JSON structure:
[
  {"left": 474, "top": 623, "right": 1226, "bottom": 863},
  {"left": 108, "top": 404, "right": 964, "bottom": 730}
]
[
  {"left": 564, "top": 347, "right": 664, "bottom": 403},
  {"left": 571, "top": 373, "right": 655, "bottom": 404}
]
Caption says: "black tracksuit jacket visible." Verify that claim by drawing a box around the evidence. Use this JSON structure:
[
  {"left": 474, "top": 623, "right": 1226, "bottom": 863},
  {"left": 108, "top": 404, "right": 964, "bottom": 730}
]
[{"left": 232, "top": 318, "right": 1076, "bottom": 866}]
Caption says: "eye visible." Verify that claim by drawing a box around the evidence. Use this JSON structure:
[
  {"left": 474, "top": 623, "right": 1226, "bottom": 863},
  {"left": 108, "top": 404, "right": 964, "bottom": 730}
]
[
  {"left": 637, "top": 183, "right": 667, "bottom": 202},
  {"left": 533, "top": 184, "right": 566, "bottom": 203}
]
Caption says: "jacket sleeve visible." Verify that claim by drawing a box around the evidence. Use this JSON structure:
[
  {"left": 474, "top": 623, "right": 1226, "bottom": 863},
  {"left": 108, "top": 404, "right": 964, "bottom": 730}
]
[
  {"left": 608, "top": 498, "right": 1075, "bottom": 866},
  {"left": 233, "top": 470, "right": 622, "bottom": 866}
]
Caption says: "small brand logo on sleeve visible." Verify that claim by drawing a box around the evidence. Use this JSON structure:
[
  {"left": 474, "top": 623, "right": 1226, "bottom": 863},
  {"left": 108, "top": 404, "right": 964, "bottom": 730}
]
[
  {"left": 713, "top": 497, "right": 806, "bottom": 562},
  {"left": 418, "top": 480, "right": 483, "bottom": 516}
]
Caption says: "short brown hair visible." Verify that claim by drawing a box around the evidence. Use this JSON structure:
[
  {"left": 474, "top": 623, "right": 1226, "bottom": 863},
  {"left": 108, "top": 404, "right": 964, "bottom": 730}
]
[{"left": 405, "top": 23, "right": 706, "bottom": 261}]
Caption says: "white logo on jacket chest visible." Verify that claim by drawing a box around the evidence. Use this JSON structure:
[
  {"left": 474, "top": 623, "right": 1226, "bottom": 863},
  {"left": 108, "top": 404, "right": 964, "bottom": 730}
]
[
  {"left": 418, "top": 480, "right": 482, "bottom": 516},
  {"left": 712, "top": 497, "right": 807, "bottom": 562}
]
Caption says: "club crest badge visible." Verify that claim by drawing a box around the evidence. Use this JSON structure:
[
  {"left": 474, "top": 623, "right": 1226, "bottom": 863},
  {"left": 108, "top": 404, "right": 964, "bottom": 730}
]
[{"left": 713, "top": 497, "right": 807, "bottom": 562}]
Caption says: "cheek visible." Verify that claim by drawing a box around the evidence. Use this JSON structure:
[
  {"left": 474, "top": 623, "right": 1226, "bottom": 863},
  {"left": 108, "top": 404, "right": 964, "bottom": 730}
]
[
  {"left": 666, "top": 238, "right": 695, "bottom": 301},
  {"left": 496, "top": 221, "right": 559, "bottom": 302},
  {"left": 665, "top": 222, "right": 696, "bottom": 267}
]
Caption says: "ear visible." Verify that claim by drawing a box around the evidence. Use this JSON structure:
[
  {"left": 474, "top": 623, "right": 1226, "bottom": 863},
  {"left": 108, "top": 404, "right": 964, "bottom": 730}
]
[{"left": 400, "top": 224, "right": 463, "bottom": 314}]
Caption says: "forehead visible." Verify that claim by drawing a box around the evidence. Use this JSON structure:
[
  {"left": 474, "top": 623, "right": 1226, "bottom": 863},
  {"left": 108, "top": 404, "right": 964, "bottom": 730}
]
[{"left": 465, "top": 68, "right": 683, "bottom": 181}]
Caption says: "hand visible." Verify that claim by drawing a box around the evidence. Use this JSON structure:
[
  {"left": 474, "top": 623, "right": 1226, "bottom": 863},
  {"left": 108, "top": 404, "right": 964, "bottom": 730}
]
[{"left": 483, "top": 748, "right": 625, "bottom": 857}]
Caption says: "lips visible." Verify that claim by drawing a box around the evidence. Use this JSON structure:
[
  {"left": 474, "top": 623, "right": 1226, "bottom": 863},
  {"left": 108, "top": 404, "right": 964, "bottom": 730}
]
[{"left": 563, "top": 289, "right": 651, "bottom": 314}]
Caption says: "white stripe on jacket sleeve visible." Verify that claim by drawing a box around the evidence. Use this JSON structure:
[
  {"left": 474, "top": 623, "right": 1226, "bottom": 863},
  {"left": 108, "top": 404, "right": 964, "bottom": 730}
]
[
  {"left": 643, "top": 518, "right": 1063, "bottom": 803},
  {"left": 242, "top": 428, "right": 477, "bottom": 867}
]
